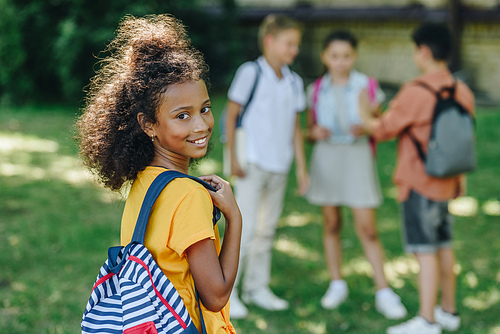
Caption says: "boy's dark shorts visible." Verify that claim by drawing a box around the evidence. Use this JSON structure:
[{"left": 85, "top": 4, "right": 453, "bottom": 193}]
[{"left": 401, "top": 190, "right": 453, "bottom": 254}]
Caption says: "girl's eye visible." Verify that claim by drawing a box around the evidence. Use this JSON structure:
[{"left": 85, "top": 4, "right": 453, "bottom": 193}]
[
  {"left": 201, "top": 106, "right": 212, "bottom": 114},
  {"left": 177, "top": 113, "right": 189, "bottom": 120}
]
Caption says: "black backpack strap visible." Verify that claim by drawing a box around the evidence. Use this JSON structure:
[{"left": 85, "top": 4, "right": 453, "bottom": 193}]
[
  {"left": 415, "top": 80, "right": 457, "bottom": 100},
  {"left": 405, "top": 127, "right": 427, "bottom": 162},
  {"left": 236, "top": 60, "right": 261, "bottom": 127},
  {"left": 414, "top": 81, "right": 437, "bottom": 96}
]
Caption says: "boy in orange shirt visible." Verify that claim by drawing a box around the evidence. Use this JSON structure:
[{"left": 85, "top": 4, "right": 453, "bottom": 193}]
[{"left": 354, "top": 23, "right": 474, "bottom": 334}]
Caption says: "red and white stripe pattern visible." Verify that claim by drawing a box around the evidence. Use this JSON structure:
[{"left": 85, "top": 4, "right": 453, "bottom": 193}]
[{"left": 82, "top": 243, "right": 199, "bottom": 334}]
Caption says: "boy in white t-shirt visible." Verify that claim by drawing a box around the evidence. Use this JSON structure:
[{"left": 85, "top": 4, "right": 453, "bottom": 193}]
[{"left": 225, "top": 14, "right": 308, "bottom": 319}]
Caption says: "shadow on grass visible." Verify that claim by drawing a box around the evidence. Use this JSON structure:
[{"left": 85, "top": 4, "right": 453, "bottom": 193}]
[
  {"left": 1, "top": 107, "right": 499, "bottom": 333},
  {"left": 0, "top": 122, "right": 126, "bottom": 332}
]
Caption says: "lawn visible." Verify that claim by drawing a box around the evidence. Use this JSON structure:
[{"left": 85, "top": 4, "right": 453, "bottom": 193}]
[{"left": 0, "top": 101, "right": 499, "bottom": 334}]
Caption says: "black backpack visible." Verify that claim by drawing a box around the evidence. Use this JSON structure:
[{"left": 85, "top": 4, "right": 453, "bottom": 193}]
[{"left": 406, "top": 81, "right": 476, "bottom": 178}]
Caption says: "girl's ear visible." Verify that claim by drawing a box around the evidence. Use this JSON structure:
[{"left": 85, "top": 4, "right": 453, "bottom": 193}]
[{"left": 137, "top": 113, "right": 154, "bottom": 137}]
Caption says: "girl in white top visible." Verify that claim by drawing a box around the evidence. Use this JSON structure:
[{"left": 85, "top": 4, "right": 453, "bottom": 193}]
[{"left": 306, "top": 30, "right": 407, "bottom": 319}]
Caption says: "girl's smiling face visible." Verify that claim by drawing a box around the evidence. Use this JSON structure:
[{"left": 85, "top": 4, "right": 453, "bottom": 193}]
[{"left": 149, "top": 79, "right": 213, "bottom": 165}]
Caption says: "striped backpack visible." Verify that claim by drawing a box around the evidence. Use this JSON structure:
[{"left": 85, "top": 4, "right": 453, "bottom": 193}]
[{"left": 81, "top": 170, "right": 221, "bottom": 334}]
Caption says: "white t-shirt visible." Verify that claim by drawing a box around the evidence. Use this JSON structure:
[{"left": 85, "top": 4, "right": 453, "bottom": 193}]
[{"left": 227, "top": 56, "right": 306, "bottom": 174}]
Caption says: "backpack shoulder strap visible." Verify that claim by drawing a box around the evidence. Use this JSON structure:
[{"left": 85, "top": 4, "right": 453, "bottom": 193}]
[
  {"left": 403, "top": 81, "right": 439, "bottom": 163},
  {"left": 237, "top": 61, "right": 261, "bottom": 127},
  {"left": 367, "top": 77, "right": 379, "bottom": 102},
  {"left": 414, "top": 81, "right": 437, "bottom": 94},
  {"left": 311, "top": 77, "right": 322, "bottom": 123},
  {"left": 405, "top": 127, "right": 427, "bottom": 162},
  {"left": 414, "top": 80, "right": 457, "bottom": 100},
  {"left": 131, "top": 170, "right": 220, "bottom": 244},
  {"left": 244, "top": 60, "right": 261, "bottom": 108}
]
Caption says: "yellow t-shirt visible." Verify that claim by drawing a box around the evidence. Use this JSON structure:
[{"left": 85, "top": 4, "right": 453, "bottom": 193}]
[{"left": 121, "top": 166, "right": 235, "bottom": 334}]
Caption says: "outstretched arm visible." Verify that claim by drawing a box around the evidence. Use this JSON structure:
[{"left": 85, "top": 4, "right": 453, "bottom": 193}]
[
  {"left": 352, "top": 88, "right": 380, "bottom": 136},
  {"left": 185, "top": 175, "right": 242, "bottom": 312},
  {"left": 353, "top": 85, "right": 426, "bottom": 141}
]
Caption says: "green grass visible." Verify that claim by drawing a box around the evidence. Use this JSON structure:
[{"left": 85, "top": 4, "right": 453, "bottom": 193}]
[{"left": 1, "top": 101, "right": 499, "bottom": 334}]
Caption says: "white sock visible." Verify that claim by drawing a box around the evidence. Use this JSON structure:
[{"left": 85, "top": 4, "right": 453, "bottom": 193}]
[
  {"left": 330, "top": 279, "right": 348, "bottom": 290},
  {"left": 375, "top": 287, "right": 393, "bottom": 299}
]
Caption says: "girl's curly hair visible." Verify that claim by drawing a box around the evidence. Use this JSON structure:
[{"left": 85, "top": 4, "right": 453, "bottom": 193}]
[{"left": 77, "top": 14, "right": 209, "bottom": 191}]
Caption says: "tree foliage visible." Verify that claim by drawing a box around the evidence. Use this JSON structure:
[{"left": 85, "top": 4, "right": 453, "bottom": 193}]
[{"left": 0, "top": 0, "right": 242, "bottom": 105}]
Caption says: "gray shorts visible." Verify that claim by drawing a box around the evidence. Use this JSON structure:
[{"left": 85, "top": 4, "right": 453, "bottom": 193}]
[{"left": 401, "top": 190, "right": 454, "bottom": 254}]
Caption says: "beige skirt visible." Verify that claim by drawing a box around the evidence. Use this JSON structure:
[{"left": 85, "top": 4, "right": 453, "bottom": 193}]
[{"left": 306, "top": 138, "right": 382, "bottom": 208}]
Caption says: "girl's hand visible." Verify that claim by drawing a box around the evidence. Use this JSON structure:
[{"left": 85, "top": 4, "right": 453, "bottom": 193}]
[
  {"left": 351, "top": 124, "right": 365, "bottom": 136},
  {"left": 198, "top": 174, "right": 241, "bottom": 221},
  {"left": 309, "top": 124, "right": 331, "bottom": 141}
]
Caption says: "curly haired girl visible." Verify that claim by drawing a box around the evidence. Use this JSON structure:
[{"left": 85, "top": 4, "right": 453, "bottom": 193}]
[{"left": 77, "top": 14, "right": 241, "bottom": 333}]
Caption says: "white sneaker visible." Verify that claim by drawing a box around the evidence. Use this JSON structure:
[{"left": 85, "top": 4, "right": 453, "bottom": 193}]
[
  {"left": 434, "top": 306, "right": 460, "bottom": 331},
  {"left": 387, "top": 316, "right": 441, "bottom": 334},
  {"left": 321, "top": 280, "right": 348, "bottom": 309},
  {"left": 242, "top": 287, "right": 289, "bottom": 311},
  {"left": 229, "top": 291, "right": 248, "bottom": 319},
  {"left": 375, "top": 288, "right": 407, "bottom": 319}
]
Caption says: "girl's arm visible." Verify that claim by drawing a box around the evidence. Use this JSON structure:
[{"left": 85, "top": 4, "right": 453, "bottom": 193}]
[
  {"left": 225, "top": 101, "right": 245, "bottom": 177},
  {"left": 185, "top": 175, "right": 242, "bottom": 312}
]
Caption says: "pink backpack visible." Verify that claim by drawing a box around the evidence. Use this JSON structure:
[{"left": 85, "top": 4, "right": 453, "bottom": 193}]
[{"left": 311, "top": 76, "right": 378, "bottom": 156}]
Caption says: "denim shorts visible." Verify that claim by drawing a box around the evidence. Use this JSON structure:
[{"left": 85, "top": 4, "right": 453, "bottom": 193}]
[{"left": 401, "top": 190, "right": 453, "bottom": 254}]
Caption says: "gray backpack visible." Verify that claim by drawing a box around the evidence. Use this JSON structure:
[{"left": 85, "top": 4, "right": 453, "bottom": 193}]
[{"left": 406, "top": 81, "right": 476, "bottom": 178}]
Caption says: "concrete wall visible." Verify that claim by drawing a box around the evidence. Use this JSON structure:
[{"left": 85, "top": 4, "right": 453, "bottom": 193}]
[
  {"left": 298, "top": 19, "right": 500, "bottom": 101},
  {"left": 236, "top": 0, "right": 499, "bottom": 9},
  {"left": 461, "top": 22, "right": 500, "bottom": 98},
  {"left": 296, "top": 21, "right": 419, "bottom": 85},
  {"left": 234, "top": 1, "right": 500, "bottom": 102}
]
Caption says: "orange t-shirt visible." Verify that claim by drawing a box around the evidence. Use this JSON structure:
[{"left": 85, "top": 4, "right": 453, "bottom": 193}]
[
  {"left": 121, "top": 166, "right": 235, "bottom": 334},
  {"left": 372, "top": 69, "right": 475, "bottom": 202}
]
